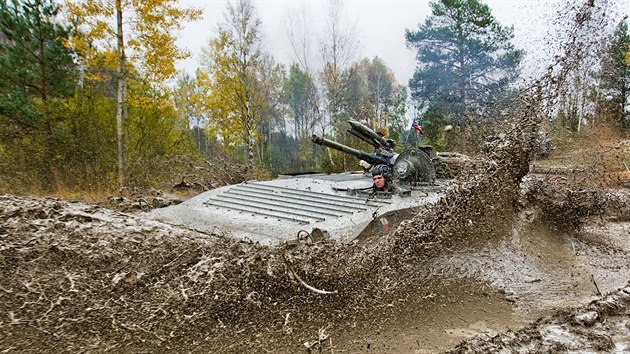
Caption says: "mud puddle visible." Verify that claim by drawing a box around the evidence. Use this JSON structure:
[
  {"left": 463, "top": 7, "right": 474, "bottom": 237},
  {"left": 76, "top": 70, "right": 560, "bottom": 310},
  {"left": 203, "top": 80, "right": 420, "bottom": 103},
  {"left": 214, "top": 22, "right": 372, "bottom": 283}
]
[
  {"left": 428, "top": 215, "right": 630, "bottom": 313},
  {"left": 328, "top": 277, "right": 525, "bottom": 353},
  {"left": 322, "top": 215, "right": 630, "bottom": 353}
]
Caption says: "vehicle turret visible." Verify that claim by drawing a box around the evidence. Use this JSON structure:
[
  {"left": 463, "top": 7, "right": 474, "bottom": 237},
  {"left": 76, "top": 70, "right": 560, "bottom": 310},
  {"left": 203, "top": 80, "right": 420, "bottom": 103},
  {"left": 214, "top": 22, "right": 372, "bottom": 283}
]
[{"left": 312, "top": 121, "right": 436, "bottom": 188}]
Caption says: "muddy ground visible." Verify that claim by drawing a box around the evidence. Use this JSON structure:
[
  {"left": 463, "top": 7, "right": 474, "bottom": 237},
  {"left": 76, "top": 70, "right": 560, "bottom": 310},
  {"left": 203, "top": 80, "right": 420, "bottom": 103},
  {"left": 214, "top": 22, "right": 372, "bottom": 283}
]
[
  {"left": 2, "top": 114, "right": 630, "bottom": 353},
  {"left": 1, "top": 170, "right": 629, "bottom": 353}
]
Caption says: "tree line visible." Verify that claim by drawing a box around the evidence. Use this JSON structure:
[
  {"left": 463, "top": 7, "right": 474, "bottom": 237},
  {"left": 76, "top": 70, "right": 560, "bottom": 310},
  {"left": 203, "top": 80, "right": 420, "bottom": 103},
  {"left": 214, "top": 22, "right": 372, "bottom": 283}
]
[{"left": 0, "top": 0, "right": 628, "bottom": 195}]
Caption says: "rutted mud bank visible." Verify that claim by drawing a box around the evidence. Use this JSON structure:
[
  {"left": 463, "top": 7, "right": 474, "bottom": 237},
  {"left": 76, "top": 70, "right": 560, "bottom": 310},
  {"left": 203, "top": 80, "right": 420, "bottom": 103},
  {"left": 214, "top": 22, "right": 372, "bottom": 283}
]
[
  {"left": 449, "top": 282, "right": 630, "bottom": 353},
  {"left": 3, "top": 98, "right": 629, "bottom": 353},
  {"left": 3, "top": 126, "right": 629, "bottom": 350}
]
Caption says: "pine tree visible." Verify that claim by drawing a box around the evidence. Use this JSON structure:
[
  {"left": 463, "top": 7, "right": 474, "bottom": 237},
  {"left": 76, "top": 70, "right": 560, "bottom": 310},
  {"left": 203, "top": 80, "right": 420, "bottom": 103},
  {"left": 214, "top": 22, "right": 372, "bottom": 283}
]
[
  {"left": 405, "top": 0, "right": 522, "bottom": 150},
  {"left": 0, "top": 0, "right": 77, "bottom": 191}
]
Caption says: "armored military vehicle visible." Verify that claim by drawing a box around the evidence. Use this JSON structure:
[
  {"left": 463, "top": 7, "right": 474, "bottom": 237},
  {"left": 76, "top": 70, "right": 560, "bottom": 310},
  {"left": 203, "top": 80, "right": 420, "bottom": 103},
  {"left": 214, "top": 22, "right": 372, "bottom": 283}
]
[{"left": 151, "top": 121, "right": 458, "bottom": 245}]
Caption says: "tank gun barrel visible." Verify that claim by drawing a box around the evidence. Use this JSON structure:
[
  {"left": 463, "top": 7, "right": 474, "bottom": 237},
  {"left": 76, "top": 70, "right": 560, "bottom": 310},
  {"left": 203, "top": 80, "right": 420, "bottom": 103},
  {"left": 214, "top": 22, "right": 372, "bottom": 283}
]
[{"left": 312, "top": 134, "right": 389, "bottom": 166}]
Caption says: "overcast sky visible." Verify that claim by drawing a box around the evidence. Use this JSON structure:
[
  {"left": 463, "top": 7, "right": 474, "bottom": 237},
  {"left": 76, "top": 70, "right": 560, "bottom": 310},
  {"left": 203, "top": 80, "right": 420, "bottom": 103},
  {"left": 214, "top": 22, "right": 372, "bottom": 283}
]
[{"left": 175, "top": 0, "right": 626, "bottom": 86}]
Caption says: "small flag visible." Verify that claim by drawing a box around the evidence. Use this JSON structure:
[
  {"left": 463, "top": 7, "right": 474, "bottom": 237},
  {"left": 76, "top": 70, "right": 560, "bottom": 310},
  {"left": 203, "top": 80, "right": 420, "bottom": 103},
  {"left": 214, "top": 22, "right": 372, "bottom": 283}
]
[{"left": 411, "top": 119, "right": 425, "bottom": 136}]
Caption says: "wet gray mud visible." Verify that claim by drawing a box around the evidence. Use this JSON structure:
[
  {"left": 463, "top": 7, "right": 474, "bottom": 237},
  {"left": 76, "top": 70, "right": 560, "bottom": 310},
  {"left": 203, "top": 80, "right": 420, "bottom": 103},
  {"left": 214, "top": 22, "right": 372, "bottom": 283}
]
[
  {"left": 327, "top": 184, "right": 630, "bottom": 352},
  {"left": 321, "top": 204, "right": 630, "bottom": 353},
  {"left": 1, "top": 189, "right": 628, "bottom": 353},
  {"left": 431, "top": 215, "right": 630, "bottom": 314},
  {"left": 1, "top": 123, "right": 628, "bottom": 353}
]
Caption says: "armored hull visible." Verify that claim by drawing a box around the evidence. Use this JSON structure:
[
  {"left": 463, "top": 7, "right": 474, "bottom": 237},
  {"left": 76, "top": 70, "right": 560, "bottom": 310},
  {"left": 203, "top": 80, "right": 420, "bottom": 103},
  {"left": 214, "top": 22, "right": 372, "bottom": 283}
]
[{"left": 150, "top": 173, "right": 449, "bottom": 245}]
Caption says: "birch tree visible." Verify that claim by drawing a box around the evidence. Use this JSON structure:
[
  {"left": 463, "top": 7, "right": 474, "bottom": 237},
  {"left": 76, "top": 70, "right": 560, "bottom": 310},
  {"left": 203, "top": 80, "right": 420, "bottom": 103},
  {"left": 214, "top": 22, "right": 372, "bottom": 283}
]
[
  {"left": 319, "top": 0, "right": 358, "bottom": 137},
  {"left": 65, "top": 0, "right": 201, "bottom": 186},
  {"left": 199, "top": 0, "right": 263, "bottom": 172}
]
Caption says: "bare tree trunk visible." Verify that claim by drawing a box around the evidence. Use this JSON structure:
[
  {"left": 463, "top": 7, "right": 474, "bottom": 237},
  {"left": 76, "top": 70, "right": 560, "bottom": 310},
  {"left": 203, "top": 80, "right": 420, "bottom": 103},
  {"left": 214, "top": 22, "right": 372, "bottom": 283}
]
[
  {"left": 320, "top": 0, "right": 357, "bottom": 139},
  {"left": 244, "top": 99, "right": 255, "bottom": 174},
  {"left": 374, "top": 79, "right": 381, "bottom": 128},
  {"left": 116, "top": 0, "right": 127, "bottom": 187},
  {"left": 285, "top": 4, "right": 314, "bottom": 74}
]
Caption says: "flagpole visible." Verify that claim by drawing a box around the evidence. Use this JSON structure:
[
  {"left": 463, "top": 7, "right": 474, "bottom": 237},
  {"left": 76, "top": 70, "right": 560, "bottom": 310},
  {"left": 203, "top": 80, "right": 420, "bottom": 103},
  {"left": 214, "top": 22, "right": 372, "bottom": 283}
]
[
  {"left": 415, "top": 130, "right": 418, "bottom": 148},
  {"left": 407, "top": 104, "right": 417, "bottom": 148}
]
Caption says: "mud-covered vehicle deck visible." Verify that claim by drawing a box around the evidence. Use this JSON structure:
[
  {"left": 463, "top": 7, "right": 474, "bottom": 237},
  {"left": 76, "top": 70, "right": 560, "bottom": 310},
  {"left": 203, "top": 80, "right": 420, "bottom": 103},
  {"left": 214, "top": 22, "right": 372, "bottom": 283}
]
[{"left": 151, "top": 173, "right": 449, "bottom": 244}]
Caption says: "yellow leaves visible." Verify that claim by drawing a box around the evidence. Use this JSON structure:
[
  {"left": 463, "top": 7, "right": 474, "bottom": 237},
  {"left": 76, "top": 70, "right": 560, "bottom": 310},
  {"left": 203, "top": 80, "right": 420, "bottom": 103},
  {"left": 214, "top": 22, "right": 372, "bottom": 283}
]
[
  {"left": 62, "top": 2, "right": 84, "bottom": 18},
  {"left": 127, "top": 93, "right": 171, "bottom": 110},
  {"left": 137, "top": 30, "right": 181, "bottom": 82},
  {"left": 126, "top": 38, "right": 140, "bottom": 48},
  {"left": 198, "top": 46, "right": 244, "bottom": 147},
  {"left": 91, "top": 20, "right": 112, "bottom": 39},
  {"left": 63, "top": 0, "right": 201, "bottom": 84},
  {"left": 59, "top": 37, "right": 72, "bottom": 50},
  {"left": 133, "top": 0, "right": 202, "bottom": 35},
  {"left": 64, "top": 0, "right": 113, "bottom": 28},
  {"left": 84, "top": 0, "right": 114, "bottom": 17},
  {"left": 78, "top": 50, "right": 118, "bottom": 82},
  {"left": 64, "top": 1, "right": 118, "bottom": 82}
]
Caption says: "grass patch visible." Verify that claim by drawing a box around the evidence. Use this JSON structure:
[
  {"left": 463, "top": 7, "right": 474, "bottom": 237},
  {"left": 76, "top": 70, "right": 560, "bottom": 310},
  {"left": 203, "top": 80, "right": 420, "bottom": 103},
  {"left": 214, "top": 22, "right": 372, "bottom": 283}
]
[{"left": 536, "top": 124, "right": 630, "bottom": 171}]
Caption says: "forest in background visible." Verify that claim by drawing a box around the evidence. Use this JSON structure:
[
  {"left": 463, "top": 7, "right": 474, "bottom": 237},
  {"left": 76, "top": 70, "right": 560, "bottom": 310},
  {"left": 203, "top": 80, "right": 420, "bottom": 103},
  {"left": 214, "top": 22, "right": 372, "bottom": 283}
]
[{"left": 0, "top": 0, "right": 628, "bottom": 197}]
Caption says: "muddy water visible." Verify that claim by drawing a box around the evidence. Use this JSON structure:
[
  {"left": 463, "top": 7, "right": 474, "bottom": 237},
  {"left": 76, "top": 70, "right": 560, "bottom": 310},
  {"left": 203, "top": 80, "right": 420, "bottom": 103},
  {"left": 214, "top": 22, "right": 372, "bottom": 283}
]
[
  {"left": 328, "top": 216, "right": 630, "bottom": 353},
  {"left": 329, "top": 277, "right": 525, "bottom": 353},
  {"left": 429, "top": 215, "right": 630, "bottom": 315}
]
